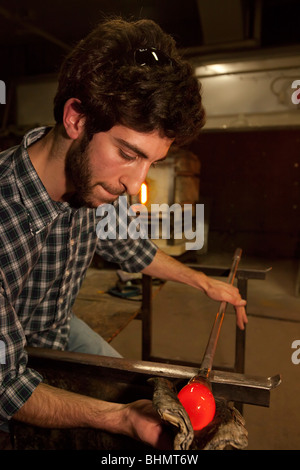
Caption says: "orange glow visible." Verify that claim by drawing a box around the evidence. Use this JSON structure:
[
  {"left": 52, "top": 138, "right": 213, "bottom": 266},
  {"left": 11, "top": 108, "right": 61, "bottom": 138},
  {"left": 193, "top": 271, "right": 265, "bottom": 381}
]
[
  {"left": 178, "top": 382, "right": 216, "bottom": 431},
  {"left": 140, "top": 183, "right": 148, "bottom": 204}
]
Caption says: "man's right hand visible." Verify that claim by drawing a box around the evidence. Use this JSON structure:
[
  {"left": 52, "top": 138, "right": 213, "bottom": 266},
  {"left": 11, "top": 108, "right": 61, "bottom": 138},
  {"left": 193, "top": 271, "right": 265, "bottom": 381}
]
[
  {"left": 124, "top": 399, "right": 173, "bottom": 449},
  {"left": 13, "top": 383, "right": 172, "bottom": 449}
]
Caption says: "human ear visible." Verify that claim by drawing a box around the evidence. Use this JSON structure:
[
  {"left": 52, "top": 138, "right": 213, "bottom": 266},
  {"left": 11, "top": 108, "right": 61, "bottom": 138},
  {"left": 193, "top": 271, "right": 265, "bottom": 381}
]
[{"left": 63, "top": 98, "right": 86, "bottom": 139}]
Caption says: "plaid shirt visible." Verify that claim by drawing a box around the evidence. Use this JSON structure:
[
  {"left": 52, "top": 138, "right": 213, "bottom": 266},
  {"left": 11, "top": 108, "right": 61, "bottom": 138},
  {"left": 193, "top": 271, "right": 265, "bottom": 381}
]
[{"left": 0, "top": 127, "right": 157, "bottom": 424}]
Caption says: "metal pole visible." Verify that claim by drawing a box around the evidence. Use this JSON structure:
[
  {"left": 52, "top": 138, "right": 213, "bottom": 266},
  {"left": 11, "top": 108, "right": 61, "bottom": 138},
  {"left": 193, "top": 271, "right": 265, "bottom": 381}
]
[{"left": 196, "top": 248, "right": 242, "bottom": 380}]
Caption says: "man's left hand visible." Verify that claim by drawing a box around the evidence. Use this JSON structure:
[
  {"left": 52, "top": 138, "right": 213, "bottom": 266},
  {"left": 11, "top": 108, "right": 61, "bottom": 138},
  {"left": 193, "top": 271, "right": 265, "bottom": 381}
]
[{"left": 203, "top": 278, "right": 248, "bottom": 330}]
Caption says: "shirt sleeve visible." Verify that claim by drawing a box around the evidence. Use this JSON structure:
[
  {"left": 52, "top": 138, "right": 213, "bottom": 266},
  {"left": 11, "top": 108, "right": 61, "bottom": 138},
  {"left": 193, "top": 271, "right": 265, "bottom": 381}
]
[
  {"left": 95, "top": 197, "right": 158, "bottom": 272},
  {"left": 0, "top": 291, "right": 43, "bottom": 425}
]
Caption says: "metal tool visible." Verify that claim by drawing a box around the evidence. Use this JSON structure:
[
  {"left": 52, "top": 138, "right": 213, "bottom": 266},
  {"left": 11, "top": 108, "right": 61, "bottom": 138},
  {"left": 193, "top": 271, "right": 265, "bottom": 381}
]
[
  {"left": 191, "top": 247, "right": 243, "bottom": 384},
  {"left": 26, "top": 346, "right": 281, "bottom": 408}
]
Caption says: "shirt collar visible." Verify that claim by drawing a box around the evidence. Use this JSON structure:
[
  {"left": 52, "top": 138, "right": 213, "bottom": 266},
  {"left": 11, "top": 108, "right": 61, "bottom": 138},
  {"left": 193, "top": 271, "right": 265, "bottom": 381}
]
[{"left": 13, "top": 127, "right": 71, "bottom": 234}]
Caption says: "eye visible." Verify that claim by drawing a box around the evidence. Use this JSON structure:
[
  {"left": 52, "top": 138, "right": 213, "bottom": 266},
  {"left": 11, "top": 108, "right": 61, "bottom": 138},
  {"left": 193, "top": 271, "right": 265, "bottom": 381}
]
[{"left": 119, "top": 149, "right": 137, "bottom": 162}]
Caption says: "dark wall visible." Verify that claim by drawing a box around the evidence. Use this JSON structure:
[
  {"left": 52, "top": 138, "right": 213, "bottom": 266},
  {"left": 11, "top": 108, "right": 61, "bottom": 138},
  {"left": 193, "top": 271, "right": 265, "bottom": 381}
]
[{"left": 190, "top": 127, "right": 300, "bottom": 258}]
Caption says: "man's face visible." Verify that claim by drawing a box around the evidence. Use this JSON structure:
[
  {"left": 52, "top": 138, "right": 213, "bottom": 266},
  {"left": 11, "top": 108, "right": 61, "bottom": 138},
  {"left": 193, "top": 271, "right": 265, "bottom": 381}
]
[{"left": 64, "top": 124, "right": 173, "bottom": 208}]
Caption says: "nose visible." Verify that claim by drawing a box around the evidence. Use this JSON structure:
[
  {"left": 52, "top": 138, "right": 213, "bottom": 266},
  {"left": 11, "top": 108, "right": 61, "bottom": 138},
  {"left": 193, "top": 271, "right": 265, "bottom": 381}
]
[{"left": 120, "top": 162, "right": 150, "bottom": 196}]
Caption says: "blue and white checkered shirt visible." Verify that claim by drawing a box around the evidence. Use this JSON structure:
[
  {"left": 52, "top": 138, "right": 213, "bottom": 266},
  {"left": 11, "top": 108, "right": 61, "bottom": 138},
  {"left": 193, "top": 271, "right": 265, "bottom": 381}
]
[{"left": 0, "top": 127, "right": 157, "bottom": 424}]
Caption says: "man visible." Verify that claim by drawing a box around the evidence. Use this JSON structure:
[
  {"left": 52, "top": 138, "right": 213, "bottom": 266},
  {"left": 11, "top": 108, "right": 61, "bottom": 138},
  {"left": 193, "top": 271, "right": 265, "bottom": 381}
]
[{"left": 0, "top": 18, "right": 247, "bottom": 448}]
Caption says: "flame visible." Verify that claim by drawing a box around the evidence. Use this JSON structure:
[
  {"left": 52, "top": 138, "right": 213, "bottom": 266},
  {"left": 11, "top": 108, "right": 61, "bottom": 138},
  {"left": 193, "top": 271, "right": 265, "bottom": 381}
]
[{"left": 140, "top": 182, "right": 148, "bottom": 204}]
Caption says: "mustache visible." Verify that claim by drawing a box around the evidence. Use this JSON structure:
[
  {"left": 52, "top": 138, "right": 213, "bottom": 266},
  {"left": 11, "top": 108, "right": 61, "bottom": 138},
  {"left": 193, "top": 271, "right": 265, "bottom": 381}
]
[{"left": 96, "top": 182, "right": 126, "bottom": 197}]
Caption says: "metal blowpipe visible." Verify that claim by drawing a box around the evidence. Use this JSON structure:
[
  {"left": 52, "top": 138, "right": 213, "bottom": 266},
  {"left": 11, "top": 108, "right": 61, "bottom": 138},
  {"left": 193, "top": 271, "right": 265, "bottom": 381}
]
[{"left": 191, "top": 248, "right": 243, "bottom": 383}]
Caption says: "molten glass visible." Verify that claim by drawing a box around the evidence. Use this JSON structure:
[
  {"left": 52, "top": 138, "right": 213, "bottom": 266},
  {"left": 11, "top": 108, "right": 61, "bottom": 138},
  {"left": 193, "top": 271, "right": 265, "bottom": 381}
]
[{"left": 178, "top": 381, "right": 216, "bottom": 431}]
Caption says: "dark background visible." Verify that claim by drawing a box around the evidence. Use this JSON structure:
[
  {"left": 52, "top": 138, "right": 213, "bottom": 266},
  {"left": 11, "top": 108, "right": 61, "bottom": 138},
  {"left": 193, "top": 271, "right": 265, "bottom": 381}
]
[
  {"left": 1, "top": 0, "right": 300, "bottom": 79},
  {"left": 1, "top": 0, "right": 300, "bottom": 75}
]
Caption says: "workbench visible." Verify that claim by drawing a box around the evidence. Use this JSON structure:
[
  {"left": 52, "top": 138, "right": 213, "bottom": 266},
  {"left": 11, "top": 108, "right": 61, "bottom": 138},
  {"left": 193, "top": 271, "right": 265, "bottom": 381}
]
[
  {"left": 9, "top": 261, "right": 279, "bottom": 450},
  {"left": 10, "top": 348, "right": 279, "bottom": 450},
  {"left": 72, "top": 261, "right": 271, "bottom": 381}
]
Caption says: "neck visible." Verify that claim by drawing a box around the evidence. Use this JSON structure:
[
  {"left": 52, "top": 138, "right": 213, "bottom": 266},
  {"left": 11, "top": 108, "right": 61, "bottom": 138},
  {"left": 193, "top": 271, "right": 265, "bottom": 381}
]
[{"left": 27, "top": 126, "right": 74, "bottom": 202}]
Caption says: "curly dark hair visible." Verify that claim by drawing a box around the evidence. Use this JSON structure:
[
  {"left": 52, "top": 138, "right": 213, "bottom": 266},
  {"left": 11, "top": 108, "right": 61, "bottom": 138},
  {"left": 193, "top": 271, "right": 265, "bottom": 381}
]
[{"left": 53, "top": 18, "right": 205, "bottom": 145}]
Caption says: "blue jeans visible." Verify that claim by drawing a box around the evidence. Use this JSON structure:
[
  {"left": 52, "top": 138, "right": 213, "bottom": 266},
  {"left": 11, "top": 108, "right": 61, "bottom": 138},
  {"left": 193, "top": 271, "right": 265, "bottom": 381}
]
[{"left": 67, "top": 313, "right": 122, "bottom": 358}]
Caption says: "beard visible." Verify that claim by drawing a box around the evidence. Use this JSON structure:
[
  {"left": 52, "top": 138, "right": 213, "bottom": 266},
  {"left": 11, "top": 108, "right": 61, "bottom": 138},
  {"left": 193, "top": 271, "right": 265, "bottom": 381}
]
[
  {"left": 64, "top": 133, "right": 125, "bottom": 208},
  {"left": 64, "top": 133, "right": 92, "bottom": 208}
]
